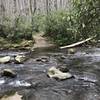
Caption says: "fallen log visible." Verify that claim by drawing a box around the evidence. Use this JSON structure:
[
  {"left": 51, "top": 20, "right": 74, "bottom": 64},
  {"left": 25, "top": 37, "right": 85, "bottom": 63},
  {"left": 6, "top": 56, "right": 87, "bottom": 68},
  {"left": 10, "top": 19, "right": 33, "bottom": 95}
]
[{"left": 60, "top": 36, "right": 96, "bottom": 49}]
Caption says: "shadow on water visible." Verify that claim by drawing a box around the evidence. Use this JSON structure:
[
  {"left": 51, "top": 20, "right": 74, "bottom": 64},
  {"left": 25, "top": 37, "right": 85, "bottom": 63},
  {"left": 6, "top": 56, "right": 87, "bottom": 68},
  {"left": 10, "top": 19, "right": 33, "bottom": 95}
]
[{"left": 0, "top": 47, "right": 100, "bottom": 100}]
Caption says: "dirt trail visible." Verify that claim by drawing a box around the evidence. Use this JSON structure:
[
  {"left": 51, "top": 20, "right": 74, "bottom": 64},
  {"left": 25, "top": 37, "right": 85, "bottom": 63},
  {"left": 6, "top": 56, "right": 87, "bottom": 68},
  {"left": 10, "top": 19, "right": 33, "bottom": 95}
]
[{"left": 33, "top": 33, "right": 54, "bottom": 48}]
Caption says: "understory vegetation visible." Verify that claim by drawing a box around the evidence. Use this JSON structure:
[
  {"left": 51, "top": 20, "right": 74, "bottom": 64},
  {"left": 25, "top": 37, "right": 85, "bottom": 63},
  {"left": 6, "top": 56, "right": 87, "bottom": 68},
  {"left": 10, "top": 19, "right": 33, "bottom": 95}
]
[
  {"left": 0, "top": 14, "right": 45, "bottom": 44},
  {"left": 0, "top": 14, "right": 45, "bottom": 49},
  {"left": 45, "top": 0, "right": 100, "bottom": 46},
  {"left": 0, "top": 0, "right": 99, "bottom": 47},
  {"left": 0, "top": 16, "right": 34, "bottom": 43}
]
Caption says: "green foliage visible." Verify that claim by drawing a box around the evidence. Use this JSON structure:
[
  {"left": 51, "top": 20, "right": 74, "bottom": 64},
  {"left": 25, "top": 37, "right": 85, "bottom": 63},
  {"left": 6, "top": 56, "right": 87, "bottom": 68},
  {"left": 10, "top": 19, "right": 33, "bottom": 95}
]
[
  {"left": 0, "top": 14, "right": 46, "bottom": 43},
  {"left": 0, "top": 15, "right": 41, "bottom": 43},
  {"left": 45, "top": 11, "right": 81, "bottom": 45},
  {"left": 31, "top": 14, "right": 46, "bottom": 32},
  {"left": 73, "top": 0, "right": 100, "bottom": 39},
  {"left": 45, "top": 0, "right": 100, "bottom": 46}
]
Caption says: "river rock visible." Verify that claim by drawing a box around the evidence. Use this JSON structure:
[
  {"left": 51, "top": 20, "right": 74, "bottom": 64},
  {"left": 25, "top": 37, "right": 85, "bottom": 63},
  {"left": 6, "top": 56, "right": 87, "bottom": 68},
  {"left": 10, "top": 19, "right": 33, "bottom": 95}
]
[
  {"left": 58, "top": 65, "right": 69, "bottom": 72},
  {"left": 60, "top": 56, "right": 66, "bottom": 59},
  {"left": 68, "top": 48, "right": 76, "bottom": 54},
  {"left": 47, "top": 67, "right": 72, "bottom": 80},
  {"left": 41, "top": 57, "right": 49, "bottom": 62},
  {"left": 36, "top": 57, "right": 49, "bottom": 63},
  {"left": 2, "top": 69, "right": 17, "bottom": 78},
  {"left": 0, "top": 56, "right": 11, "bottom": 63},
  {"left": 15, "top": 55, "right": 27, "bottom": 63}
]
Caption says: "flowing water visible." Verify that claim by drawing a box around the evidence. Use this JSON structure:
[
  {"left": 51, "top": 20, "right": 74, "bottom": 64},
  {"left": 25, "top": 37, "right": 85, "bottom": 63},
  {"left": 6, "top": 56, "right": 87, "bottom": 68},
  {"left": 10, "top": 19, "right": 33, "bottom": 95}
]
[{"left": 0, "top": 47, "right": 100, "bottom": 100}]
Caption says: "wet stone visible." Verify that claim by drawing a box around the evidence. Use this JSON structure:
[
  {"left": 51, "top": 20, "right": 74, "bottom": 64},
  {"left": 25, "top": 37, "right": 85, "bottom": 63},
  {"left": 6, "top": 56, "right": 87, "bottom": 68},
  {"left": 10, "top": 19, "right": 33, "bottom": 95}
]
[
  {"left": 60, "top": 55, "right": 66, "bottom": 59},
  {"left": 0, "top": 56, "right": 11, "bottom": 64},
  {"left": 58, "top": 65, "right": 69, "bottom": 72},
  {"left": 36, "top": 57, "right": 49, "bottom": 63},
  {"left": 15, "top": 55, "right": 27, "bottom": 64},
  {"left": 36, "top": 58, "right": 42, "bottom": 62},
  {"left": 2, "top": 69, "right": 17, "bottom": 78},
  {"left": 68, "top": 48, "right": 76, "bottom": 54},
  {"left": 47, "top": 67, "right": 73, "bottom": 80}
]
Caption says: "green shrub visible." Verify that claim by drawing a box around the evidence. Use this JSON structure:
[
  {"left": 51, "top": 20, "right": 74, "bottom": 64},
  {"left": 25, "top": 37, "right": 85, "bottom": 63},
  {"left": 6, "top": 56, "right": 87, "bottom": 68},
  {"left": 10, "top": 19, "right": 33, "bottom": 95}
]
[
  {"left": 31, "top": 14, "right": 46, "bottom": 32},
  {"left": 0, "top": 16, "right": 34, "bottom": 42},
  {"left": 73, "top": 0, "right": 100, "bottom": 39},
  {"left": 45, "top": 11, "right": 80, "bottom": 46},
  {"left": 44, "top": 0, "right": 100, "bottom": 46},
  {"left": 0, "top": 14, "right": 46, "bottom": 43}
]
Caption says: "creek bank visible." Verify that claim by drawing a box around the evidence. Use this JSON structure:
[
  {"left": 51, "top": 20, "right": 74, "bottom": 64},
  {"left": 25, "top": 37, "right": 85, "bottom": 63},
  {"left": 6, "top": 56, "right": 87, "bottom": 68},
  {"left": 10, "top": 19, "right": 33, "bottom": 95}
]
[
  {"left": 0, "top": 32, "right": 56, "bottom": 51},
  {"left": 0, "top": 54, "right": 28, "bottom": 64},
  {"left": 0, "top": 37, "right": 34, "bottom": 50}
]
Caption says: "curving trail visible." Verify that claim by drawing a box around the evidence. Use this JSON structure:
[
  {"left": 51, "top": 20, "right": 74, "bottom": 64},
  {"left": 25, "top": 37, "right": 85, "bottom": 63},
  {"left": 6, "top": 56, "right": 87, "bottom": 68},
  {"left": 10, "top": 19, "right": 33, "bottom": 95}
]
[{"left": 33, "top": 33, "right": 54, "bottom": 49}]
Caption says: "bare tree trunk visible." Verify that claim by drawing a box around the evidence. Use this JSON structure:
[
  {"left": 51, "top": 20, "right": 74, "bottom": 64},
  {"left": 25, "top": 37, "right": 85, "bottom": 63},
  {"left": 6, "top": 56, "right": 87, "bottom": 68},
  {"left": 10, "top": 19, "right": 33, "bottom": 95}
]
[
  {"left": 46, "top": 0, "right": 49, "bottom": 14},
  {"left": 54, "top": 0, "right": 57, "bottom": 10},
  {"left": 33, "top": 0, "right": 36, "bottom": 14},
  {"left": 0, "top": 0, "right": 5, "bottom": 24},
  {"left": 13, "top": 0, "right": 17, "bottom": 14},
  {"left": 60, "top": 0, "right": 62, "bottom": 8}
]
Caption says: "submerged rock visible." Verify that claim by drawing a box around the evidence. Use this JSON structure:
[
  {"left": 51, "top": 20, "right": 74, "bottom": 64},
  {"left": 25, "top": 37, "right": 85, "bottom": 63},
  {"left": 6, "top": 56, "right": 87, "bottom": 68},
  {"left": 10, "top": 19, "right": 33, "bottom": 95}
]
[
  {"left": 36, "top": 57, "right": 49, "bottom": 63},
  {"left": 36, "top": 58, "right": 42, "bottom": 62},
  {"left": 58, "top": 65, "right": 69, "bottom": 72},
  {"left": 15, "top": 55, "right": 27, "bottom": 63},
  {"left": 47, "top": 67, "right": 72, "bottom": 80},
  {"left": 2, "top": 69, "right": 17, "bottom": 78},
  {"left": 60, "top": 56, "right": 66, "bottom": 59},
  {"left": 0, "top": 56, "right": 11, "bottom": 63}
]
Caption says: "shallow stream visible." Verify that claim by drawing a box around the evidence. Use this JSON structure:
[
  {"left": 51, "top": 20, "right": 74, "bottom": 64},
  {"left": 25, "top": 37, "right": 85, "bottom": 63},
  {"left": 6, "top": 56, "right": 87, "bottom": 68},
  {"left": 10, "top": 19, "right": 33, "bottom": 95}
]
[{"left": 0, "top": 47, "right": 100, "bottom": 100}]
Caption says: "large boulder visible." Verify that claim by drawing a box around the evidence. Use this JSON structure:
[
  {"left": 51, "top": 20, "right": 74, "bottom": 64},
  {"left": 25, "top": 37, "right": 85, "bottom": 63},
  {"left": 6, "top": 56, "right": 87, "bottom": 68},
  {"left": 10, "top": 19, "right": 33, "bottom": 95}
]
[{"left": 47, "top": 67, "right": 72, "bottom": 80}]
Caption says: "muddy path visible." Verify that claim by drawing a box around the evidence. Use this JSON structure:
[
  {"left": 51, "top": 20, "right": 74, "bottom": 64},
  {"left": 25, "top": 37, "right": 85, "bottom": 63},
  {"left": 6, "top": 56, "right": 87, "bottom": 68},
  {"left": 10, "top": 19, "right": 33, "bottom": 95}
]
[
  {"left": 33, "top": 33, "right": 54, "bottom": 49},
  {"left": 0, "top": 47, "right": 100, "bottom": 100}
]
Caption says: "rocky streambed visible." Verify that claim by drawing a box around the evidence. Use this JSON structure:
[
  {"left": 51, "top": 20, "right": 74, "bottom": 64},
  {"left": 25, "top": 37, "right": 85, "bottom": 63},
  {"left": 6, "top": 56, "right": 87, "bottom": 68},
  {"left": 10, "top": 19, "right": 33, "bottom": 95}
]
[{"left": 0, "top": 47, "right": 100, "bottom": 100}]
